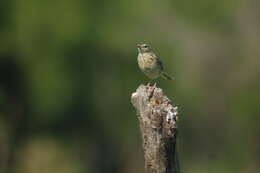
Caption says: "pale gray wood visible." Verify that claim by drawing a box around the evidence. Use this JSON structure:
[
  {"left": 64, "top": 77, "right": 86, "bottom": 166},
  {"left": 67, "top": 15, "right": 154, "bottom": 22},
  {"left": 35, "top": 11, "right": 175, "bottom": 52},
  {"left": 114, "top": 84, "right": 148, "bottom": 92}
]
[{"left": 131, "top": 85, "right": 179, "bottom": 173}]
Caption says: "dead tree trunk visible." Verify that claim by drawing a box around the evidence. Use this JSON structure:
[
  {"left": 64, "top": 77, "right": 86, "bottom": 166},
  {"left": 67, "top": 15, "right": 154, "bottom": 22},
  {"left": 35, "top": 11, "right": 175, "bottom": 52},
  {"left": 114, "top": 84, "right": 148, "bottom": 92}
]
[{"left": 131, "top": 85, "right": 179, "bottom": 173}]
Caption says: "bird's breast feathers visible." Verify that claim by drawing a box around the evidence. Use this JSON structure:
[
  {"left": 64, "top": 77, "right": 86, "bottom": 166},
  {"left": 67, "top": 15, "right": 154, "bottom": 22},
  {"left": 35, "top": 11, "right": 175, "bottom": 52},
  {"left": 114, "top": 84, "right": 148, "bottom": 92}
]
[{"left": 138, "top": 53, "right": 157, "bottom": 72}]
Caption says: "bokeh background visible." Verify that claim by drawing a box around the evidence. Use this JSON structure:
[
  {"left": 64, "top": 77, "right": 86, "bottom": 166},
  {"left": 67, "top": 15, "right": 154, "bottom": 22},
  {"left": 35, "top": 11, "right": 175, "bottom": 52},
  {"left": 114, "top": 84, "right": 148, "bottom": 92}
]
[{"left": 0, "top": 0, "right": 260, "bottom": 173}]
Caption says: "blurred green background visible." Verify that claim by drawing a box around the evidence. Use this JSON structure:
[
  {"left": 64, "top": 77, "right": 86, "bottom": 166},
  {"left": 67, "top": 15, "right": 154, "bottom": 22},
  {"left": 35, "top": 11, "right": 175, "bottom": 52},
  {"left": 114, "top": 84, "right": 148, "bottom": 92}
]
[{"left": 0, "top": 0, "right": 260, "bottom": 173}]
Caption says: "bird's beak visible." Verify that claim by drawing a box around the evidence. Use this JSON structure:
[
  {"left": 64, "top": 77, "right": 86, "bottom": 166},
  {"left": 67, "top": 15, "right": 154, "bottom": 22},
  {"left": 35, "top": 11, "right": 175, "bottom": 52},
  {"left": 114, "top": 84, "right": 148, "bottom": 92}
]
[{"left": 136, "top": 44, "right": 141, "bottom": 48}]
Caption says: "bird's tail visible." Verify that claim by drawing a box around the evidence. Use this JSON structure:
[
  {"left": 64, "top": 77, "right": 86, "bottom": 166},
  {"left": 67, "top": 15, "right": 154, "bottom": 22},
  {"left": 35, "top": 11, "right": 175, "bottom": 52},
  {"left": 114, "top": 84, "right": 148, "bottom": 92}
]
[{"left": 161, "top": 72, "right": 174, "bottom": 80}]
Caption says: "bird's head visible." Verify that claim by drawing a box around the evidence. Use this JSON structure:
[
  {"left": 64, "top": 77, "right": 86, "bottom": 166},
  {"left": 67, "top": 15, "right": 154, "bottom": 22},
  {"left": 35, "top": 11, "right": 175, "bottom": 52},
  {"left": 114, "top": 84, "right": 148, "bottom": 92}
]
[{"left": 137, "top": 43, "right": 152, "bottom": 53}]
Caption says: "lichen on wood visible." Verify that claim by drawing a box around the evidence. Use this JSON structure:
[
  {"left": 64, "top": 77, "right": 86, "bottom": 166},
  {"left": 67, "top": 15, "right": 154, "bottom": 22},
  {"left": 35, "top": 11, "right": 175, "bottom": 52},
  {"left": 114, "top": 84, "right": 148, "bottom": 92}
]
[{"left": 131, "top": 85, "right": 179, "bottom": 173}]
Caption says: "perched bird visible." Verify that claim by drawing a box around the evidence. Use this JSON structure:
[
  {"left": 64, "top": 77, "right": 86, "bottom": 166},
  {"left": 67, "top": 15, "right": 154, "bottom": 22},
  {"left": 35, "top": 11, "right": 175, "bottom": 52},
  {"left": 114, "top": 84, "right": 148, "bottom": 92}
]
[{"left": 137, "top": 43, "right": 173, "bottom": 82}]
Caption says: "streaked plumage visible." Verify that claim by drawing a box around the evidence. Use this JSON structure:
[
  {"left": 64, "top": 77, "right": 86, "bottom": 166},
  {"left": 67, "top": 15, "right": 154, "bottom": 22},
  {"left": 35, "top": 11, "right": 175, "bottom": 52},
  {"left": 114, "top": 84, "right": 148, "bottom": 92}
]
[{"left": 137, "top": 43, "right": 173, "bottom": 80}]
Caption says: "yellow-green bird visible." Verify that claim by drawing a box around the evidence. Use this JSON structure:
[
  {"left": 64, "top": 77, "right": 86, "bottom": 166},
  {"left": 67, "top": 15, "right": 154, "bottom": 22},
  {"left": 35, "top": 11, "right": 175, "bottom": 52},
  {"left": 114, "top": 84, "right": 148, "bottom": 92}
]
[{"left": 137, "top": 43, "right": 173, "bottom": 81}]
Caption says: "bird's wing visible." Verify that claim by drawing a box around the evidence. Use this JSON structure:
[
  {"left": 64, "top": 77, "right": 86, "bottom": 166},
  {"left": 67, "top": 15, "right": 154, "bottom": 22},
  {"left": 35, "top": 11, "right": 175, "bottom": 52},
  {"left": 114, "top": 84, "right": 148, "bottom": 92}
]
[
  {"left": 156, "top": 58, "right": 164, "bottom": 71},
  {"left": 149, "top": 52, "right": 163, "bottom": 71},
  {"left": 144, "top": 52, "right": 164, "bottom": 71},
  {"left": 149, "top": 52, "right": 164, "bottom": 71}
]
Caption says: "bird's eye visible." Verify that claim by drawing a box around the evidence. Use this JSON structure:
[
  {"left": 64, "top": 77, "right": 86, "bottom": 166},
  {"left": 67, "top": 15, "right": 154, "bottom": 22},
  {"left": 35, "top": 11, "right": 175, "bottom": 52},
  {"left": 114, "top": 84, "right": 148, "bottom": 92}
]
[{"left": 144, "top": 45, "right": 148, "bottom": 48}]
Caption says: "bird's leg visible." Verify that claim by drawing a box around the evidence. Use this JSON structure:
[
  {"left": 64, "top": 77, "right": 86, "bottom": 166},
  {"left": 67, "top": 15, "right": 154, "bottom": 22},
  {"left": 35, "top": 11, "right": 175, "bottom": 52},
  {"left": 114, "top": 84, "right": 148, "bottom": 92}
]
[
  {"left": 153, "top": 82, "right": 157, "bottom": 88},
  {"left": 150, "top": 82, "right": 157, "bottom": 93},
  {"left": 148, "top": 82, "right": 157, "bottom": 100},
  {"left": 146, "top": 80, "right": 152, "bottom": 87},
  {"left": 149, "top": 80, "right": 156, "bottom": 87}
]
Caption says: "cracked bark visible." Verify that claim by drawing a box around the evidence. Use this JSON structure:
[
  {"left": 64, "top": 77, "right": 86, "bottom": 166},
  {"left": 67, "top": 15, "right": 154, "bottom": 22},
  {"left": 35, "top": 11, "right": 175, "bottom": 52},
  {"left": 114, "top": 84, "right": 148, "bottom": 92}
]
[{"left": 131, "top": 85, "right": 180, "bottom": 173}]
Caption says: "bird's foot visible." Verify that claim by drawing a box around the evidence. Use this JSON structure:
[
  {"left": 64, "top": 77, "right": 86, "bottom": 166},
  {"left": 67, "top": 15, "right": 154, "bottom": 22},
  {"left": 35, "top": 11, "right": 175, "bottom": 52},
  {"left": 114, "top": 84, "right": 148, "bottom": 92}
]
[
  {"left": 150, "top": 82, "right": 157, "bottom": 93},
  {"left": 148, "top": 82, "right": 157, "bottom": 101},
  {"left": 152, "top": 82, "right": 157, "bottom": 88}
]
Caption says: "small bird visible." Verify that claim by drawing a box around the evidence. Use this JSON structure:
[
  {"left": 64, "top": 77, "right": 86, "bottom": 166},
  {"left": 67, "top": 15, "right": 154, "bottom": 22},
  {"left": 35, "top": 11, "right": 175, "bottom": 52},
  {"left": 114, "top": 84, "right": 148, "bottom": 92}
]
[{"left": 137, "top": 43, "right": 173, "bottom": 83}]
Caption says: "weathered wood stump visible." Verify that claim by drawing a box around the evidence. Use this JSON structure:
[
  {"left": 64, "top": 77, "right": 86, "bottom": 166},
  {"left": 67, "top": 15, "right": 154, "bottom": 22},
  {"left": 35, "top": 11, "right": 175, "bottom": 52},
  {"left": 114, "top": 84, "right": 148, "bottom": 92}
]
[{"left": 131, "top": 85, "right": 179, "bottom": 173}]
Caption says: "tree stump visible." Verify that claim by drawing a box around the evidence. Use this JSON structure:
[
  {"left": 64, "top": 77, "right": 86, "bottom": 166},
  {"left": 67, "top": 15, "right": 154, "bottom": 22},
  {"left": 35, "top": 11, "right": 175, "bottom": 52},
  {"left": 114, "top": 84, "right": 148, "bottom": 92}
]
[{"left": 131, "top": 85, "right": 179, "bottom": 173}]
